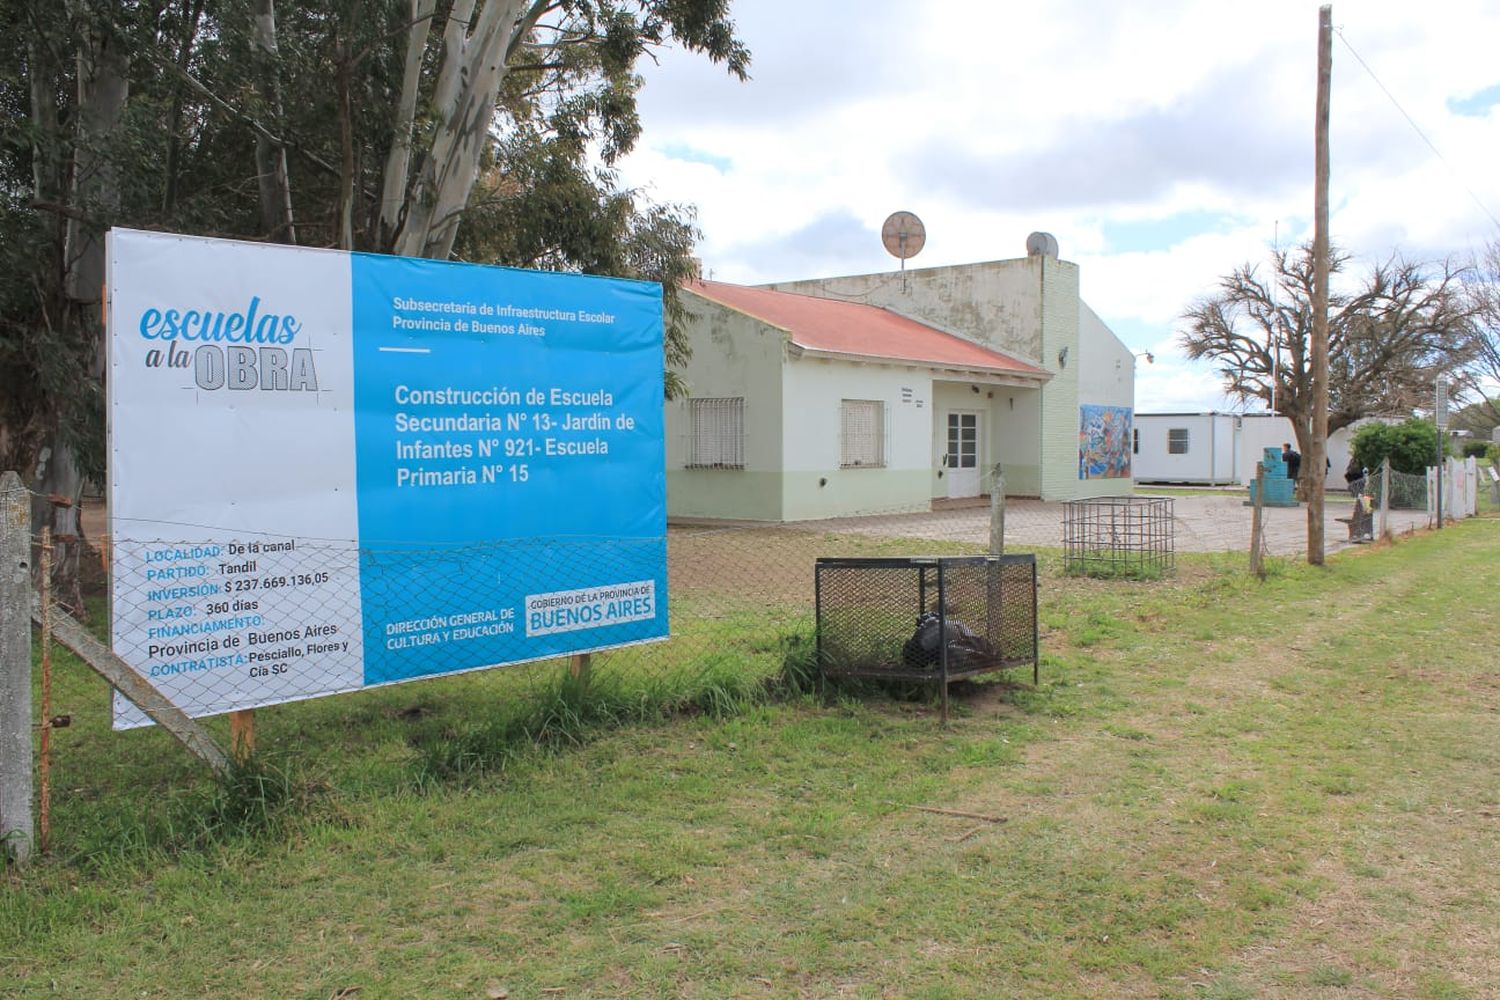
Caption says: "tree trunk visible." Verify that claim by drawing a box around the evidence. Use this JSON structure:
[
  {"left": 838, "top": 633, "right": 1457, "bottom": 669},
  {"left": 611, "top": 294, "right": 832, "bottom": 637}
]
[
  {"left": 336, "top": 14, "right": 357, "bottom": 251},
  {"left": 27, "top": 36, "right": 63, "bottom": 225},
  {"left": 396, "top": 0, "right": 527, "bottom": 260},
  {"left": 251, "top": 0, "right": 296, "bottom": 243},
  {"left": 42, "top": 6, "right": 130, "bottom": 607},
  {"left": 64, "top": 14, "right": 129, "bottom": 304},
  {"left": 1291, "top": 419, "right": 1315, "bottom": 501},
  {"left": 162, "top": 0, "right": 206, "bottom": 214},
  {"left": 377, "top": 0, "right": 436, "bottom": 250}
]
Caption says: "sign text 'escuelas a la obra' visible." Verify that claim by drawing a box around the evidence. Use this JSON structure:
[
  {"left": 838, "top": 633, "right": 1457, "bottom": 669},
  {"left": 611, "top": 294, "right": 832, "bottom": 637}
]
[{"left": 107, "top": 229, "right": 667, "bottom": 727}]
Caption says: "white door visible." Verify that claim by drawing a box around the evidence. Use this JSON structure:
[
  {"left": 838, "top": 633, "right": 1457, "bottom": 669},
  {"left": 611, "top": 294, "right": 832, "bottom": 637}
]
[{"left": 945, "top": 411, "right": 981, "bottom": 498}]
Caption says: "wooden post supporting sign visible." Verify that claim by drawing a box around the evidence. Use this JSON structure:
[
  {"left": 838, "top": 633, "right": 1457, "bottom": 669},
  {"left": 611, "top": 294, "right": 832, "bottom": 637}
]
[
  {"left": 1250, "top": 462, "right": 1267, "bottom": 579},
  {"left": 229, "top": 709, "right": 255, "bottom": 762}
]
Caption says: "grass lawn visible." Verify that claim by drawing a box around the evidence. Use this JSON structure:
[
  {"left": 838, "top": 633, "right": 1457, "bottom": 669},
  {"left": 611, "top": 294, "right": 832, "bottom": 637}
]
[{"left": 4, "top": 521, "right": 1499, "bottom": 998}]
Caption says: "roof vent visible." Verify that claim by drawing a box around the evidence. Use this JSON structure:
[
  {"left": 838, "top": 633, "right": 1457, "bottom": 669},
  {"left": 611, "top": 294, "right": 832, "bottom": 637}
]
[{"left": 1025, "top": 232, "right": 1059, "bottom": 258}]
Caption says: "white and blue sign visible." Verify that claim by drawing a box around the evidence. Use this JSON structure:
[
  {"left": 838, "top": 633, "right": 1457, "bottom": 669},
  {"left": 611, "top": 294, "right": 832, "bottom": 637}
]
[{"left": 106, "top": 229, "right": 667, "bottom": 725}]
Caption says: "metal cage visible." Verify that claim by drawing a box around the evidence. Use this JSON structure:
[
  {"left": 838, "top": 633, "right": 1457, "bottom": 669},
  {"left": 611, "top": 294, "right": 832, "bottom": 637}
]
[
  {"left": 814, "top": 555, "right": 1039, "bottom": 719},
  {"left": 1062, "top": 496, "right": 1175, "bottom": 578}
]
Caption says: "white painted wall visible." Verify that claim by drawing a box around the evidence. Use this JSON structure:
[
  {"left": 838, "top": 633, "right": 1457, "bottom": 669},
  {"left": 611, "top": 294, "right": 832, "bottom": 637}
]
[
  {"left": 780, "top": 356, "right": 936, "bottom": 519},
  {"left": 1239, "top": 416, "right": 1295, "bottom": 486},
  {"left": 1134, "top": 414, "right": 1239, "bottom": 484},
  {"left": 931, "top": 381, "right": 992, "bottom": 498},
  {"left": 1238, "top": 415, "right": 1362, "bottom": 490},
  {"left": 666, "top": 293, "right": 787, "bottom": 519},
  {"left": 1133, "top": 412, "right": 1380, "bottom": 489},
  {"left": 764, "top": 252, "right": 1131, "bottom": 502},
  {"left": 1036, "top": 256, "right": 1082, "bottom": 499},
  {"left": 916, "top": 381, "right": 1047, "bottom": 499},
  {"left": 990, "top": 385, "right": 1043, "bottom": 496},
  {"left": 765, "top": 256, "right": 1047, "bottom": 361},
  {"left": 1077, "top": 303, "right": 1135, "bottom": 410}
]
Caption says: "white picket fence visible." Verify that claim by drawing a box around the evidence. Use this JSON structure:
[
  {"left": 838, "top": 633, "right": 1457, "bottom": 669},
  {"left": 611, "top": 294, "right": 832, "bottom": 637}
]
[{"left": 1427, "top": 456, "right": 1479, "bottom": 522}]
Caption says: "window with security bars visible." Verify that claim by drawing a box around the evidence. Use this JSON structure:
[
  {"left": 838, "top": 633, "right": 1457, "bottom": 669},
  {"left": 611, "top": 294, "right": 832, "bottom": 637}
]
[
  {"left": 688, "top": 397, "right": 744, "bottom": 468},
  {"left": 1168, "top": 428, "right": 1190, "bottom": 454},
  {"left": 840, "top": 399, "right": 885, "bottom": 468}
]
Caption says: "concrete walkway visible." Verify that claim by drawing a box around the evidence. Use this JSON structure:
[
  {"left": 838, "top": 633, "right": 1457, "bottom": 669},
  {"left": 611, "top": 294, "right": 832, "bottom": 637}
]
[{"left": 798, "top": 492, "right": 1431, "bottom": 556}]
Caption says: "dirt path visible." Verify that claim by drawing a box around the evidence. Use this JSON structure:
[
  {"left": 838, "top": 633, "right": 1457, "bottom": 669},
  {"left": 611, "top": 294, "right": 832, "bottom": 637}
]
[{"left": 939, "top": 537, "right": 1500, "bottom": 997}]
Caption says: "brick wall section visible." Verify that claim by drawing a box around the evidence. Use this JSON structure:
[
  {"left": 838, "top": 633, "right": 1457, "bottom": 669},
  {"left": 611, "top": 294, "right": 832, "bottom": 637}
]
[{"left": 1037, "top": 257, "right": 1083, "bottom": 500}]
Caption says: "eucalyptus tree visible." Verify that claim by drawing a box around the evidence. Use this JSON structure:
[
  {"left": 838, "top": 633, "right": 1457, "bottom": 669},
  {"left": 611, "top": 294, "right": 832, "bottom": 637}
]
[{"left": 2, "top": 0, "right": 747, "bottom": 583}]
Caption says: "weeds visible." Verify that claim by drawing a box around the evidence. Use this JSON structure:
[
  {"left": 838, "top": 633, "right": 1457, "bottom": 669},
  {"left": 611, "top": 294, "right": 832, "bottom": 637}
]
[
  {"left": 191, "top": 753, "right": 305, "bottom": 841},
  {"left": 60, "top": 752, "right": 307, "bottom": 868},
  {"left": 411, "top": 672, "right": 647, "bottom": 783},
  {"left": 411, "top": 642, "right": 805, "bottom": 783},
  {"left": 1065, "top": 560, "right": 1171, "bottom": 581},
  {"left": 771, "top": 631, "right": 820, "bottom": 697}
]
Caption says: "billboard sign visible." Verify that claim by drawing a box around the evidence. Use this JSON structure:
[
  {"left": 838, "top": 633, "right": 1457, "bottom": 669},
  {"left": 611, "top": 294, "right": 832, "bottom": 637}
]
[{"left": 106, "top": 229, "right": 667, "bottom": 726}]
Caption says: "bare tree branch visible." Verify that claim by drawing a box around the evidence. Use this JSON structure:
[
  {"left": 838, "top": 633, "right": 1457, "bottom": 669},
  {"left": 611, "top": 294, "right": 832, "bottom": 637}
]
[
  {"left": 1181, "top": 244, "right": 1477, "bottom": 488},
  {"left": 1454, "top": 241, "right": 1500, "bottom": 432},
  {"left": 137, "top": 42, "right": 342, "bottom": 180}
]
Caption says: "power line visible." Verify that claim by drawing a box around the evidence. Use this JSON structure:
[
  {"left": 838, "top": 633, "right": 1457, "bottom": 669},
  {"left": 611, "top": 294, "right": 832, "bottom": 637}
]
[{"left": 1335, "top": 26, "right": 1500, "bottom": 237}]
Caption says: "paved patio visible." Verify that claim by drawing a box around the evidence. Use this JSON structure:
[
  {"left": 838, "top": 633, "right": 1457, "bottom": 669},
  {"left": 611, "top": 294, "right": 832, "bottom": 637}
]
[{"left": 795, "top": 492, "right": 1431, "bottom": 557}]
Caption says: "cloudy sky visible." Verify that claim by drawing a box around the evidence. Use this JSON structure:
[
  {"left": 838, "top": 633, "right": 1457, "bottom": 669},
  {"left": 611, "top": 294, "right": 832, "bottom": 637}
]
[{"left": 616, "top": 0, "right": 1500, "bottom": 412}]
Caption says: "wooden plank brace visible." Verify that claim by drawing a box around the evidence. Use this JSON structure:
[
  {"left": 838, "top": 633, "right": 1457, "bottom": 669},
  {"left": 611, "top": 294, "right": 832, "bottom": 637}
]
[{"left": 32, "top": 594, "right": 229, "bottom": 776}]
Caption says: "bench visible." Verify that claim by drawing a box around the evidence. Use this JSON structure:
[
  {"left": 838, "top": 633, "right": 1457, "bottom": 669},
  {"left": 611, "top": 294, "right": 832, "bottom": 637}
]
[{"left": 1335, "top": 497, "right": 1374, "bottom": 542}]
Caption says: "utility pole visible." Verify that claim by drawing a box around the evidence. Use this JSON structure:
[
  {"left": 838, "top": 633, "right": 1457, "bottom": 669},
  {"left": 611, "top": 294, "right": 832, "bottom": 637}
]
[
  {"left": 1308, "top": 4, "right": 1332, "bottom": 566},
  {"left": 1271, "top": 220, "right": 1280, "bottom": 416},
  {"left": 1435, "top": 376, "right": 1447, "bottom": 529}
]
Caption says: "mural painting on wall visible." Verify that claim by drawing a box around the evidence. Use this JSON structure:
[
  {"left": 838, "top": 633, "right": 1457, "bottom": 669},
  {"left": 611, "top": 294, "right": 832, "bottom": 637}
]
[{"left": 1079, "top": 404, "right": 1132, "bottom": 479}]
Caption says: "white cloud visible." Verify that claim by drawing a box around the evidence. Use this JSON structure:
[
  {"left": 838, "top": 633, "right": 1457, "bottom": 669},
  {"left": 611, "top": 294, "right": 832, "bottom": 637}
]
[{"left": 621, "top": 0, "right": 1500, "bottom": 409}]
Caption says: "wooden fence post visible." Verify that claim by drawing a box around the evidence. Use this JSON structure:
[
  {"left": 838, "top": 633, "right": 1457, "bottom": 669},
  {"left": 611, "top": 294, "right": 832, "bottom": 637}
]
[
  {"left": 989, "top": 464, "right": 1005, "bottom": 557},
  {"left": 1, "top": 471, "right": 34, "bottom": 865},
  {"left": 1250, "top": 462, "right": 1266, "bottom": 579},
  {"left": 1378, "top": 458, "right": 1391, "bottom": 541}
]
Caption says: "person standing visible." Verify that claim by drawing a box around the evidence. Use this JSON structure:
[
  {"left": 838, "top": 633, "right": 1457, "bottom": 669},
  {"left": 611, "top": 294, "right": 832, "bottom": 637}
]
[
  {"left": 1282, "top": 442, "right": 1302, "bottom": 483},
  {"left": 1344, "top": 454, "right": 1364, "bottom": 496}
]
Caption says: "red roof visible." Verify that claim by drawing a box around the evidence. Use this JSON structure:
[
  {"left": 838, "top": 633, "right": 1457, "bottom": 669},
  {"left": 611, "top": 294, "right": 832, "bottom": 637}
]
[{"left": 685, "top": 279, "right": 1047, "bottom": 378}]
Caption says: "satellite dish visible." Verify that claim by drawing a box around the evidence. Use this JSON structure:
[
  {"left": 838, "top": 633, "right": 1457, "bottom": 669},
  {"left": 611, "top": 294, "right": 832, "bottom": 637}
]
[
  {"left": 881, "top": 211, "right": 926, "bottom": 262},
  {"left": 1026, "top": 231, "right": 1059, "bottom": 258}
]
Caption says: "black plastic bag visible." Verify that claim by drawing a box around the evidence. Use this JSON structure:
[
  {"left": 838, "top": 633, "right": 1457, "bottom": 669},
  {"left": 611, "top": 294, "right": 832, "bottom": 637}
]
[{"left": 901, "top": 612, "right": 996, "bottom": 671}]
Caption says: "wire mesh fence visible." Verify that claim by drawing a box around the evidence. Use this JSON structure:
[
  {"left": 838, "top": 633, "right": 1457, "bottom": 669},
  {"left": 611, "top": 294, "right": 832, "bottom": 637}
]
[
  {"left": 107, "top": 534, "right": 679, "bottom": 728},
  {"left": 4, "top": 471, "right": 1462, "bottom": 860},
  {"left": 1364, "top": 469, "right": 1431, "bottom": 511}
]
